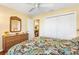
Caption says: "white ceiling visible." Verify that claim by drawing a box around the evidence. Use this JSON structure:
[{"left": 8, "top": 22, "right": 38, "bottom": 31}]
[{"left": 0, "top": 3, "right": 77, "bottom": 16}]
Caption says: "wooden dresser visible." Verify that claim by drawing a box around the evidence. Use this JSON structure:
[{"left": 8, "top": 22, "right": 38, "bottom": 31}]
[{"left": 2, "top": 33, "right": 28, "bottom": 52}]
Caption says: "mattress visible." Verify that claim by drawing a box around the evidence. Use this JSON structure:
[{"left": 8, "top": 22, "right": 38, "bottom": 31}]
[{"left": 6, "top": 37, "right": 79, "bottom": 55}]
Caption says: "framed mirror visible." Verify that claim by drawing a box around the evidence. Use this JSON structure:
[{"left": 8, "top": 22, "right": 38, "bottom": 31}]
[{"left": 10, "top": 16, "right": 21, "bottom": 32}]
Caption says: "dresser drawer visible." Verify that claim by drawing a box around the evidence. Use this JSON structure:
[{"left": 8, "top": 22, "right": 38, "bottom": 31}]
[{"left": 3, "top": 33, "right": 28, "bottom": 52}]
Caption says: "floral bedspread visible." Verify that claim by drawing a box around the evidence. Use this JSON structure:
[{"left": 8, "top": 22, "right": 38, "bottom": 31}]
[{"left": 7, "top": 37, "right": 79, "bottom": 55}]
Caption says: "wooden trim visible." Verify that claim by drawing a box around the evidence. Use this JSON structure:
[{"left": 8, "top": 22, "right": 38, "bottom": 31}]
[{"left": 10, "top": 16, "right": 22, "bottom": 32}]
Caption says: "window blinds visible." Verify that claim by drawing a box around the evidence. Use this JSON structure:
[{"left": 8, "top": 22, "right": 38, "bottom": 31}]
[{"left": 40, "top": 13, "right": 76, "bottom": 39}]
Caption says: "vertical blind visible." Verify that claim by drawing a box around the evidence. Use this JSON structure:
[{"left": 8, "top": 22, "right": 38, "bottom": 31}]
[{"left": 40, "top": 13, "right": 76, "bottom": 39}]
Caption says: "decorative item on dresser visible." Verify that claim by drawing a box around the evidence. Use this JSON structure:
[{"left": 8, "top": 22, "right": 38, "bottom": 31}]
[{"left": 2, "top": 33, "right": 28, "bottom": 52}]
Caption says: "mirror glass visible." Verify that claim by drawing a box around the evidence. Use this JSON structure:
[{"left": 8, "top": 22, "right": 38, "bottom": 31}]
[{"left": 10, "top": 16, "right": 21, "bottom": 32}]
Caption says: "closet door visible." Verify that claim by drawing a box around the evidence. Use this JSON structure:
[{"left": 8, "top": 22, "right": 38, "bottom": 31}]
[{"left": 56, "top": 13, "right": 76, "bottom": 39}]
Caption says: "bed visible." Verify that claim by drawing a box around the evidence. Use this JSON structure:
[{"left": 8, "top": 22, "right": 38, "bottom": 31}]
[{"left": 6, "top": 37, "right": 79, "bottom": 55}]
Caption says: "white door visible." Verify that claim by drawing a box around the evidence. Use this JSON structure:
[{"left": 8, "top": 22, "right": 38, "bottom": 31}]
[{"left": 27, "top": 19, "right": 34, "bottom": 40}]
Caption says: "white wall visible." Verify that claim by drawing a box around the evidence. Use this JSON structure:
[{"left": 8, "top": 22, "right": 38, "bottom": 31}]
[
  {"left": 0, "top": 5, "right": 28, "bottom": 51},
  {"left": 0, "top": 34, "right": 2, "bottom": 51}
]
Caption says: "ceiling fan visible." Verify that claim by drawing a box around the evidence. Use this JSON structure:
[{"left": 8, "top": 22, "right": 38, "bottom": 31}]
[{"left": 29, "top": 3, "right": 40, "bottom": 12}]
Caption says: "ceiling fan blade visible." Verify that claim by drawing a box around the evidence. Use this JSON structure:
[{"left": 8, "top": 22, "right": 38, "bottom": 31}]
[
  {"left": 29, "top": 7, "right": 35, "bottom": 12},
  {"left": 28, "top": 3, "right": 40, "bottom": 12}
]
